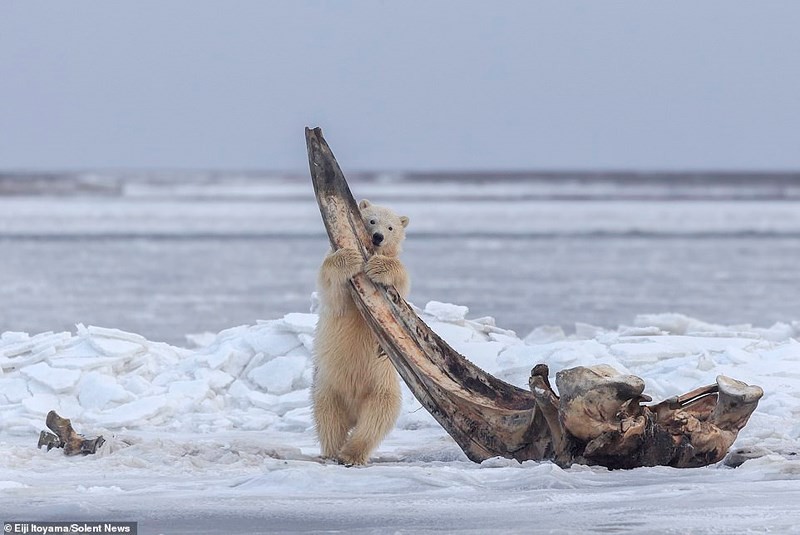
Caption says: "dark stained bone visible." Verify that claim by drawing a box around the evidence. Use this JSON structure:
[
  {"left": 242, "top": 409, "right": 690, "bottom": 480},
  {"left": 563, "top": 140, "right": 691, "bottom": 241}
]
[
  {"left": 549, "top": 366, "right": 762, "bottom": 469},
  {"left": 38, "top": 411, "right": 105, "bottom": 455}
]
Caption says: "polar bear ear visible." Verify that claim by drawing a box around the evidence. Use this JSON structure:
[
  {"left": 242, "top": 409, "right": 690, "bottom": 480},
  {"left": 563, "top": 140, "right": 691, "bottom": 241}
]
[
  {"left": 358, "top": 199, "right": 372, "bottom": 210},
  {"left": 400, "top": 216, "right": 410, "bottom": 228}
]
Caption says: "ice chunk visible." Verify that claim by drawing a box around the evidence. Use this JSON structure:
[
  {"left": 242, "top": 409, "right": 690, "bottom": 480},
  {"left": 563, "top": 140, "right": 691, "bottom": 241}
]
[
  {"left": 22, "top": 392, "right": 61, "bottom": 415},
  {"left": 274, "top": 390, "right": 312, "bottom": 415},
  {"left": 496, "top": 344, "right": 537, "bottom": 370},
  {"left": 610, "top": 341, "right": 687, "bottom": 364},
  {"left": 185, "top": 332, "right": 217, "bottom": 348},
  {"left": 77, "top": 372, "right": 131, "bottom": 410},
  {"left": 298, "top": 333, "right": 315, "bottom": 354},
  {"left": 248, "top": 355, "right": 308, "bottom": 395},
  {"left": 754, "top": 322, "right": 796, "bottom": 342},
  {"left": 237, "top": 352, "right": 268, "bottom": 381},
  {"left": 524, "top": 326, "right": 566, "bottom": 344},
  {"left": 59, "top": 395, "right": 83, "bottom": 417},
  {"left": 20, "top": 362, "right": 81, "bottom": 393},
  {"left": 633, "top": 313, "right": 751, "bottom": 336},
  {"left": 281, "top": 313, "right": 318, "bottom": 334},
  {"left": 575, "top": 323, "right": 605, "bottom": 339},
  {"left": 86, "top": 336, "right": 146, "bottom": 359},
  {"left": 429, "top": 322, "right": 475, "bottom": 344},
  {"left": 760, "top": 341, "right": 800, "bottom": 363},
  {"left": 227, "top": 379, "right": 251, "bottom": 400},
  {"left": 50, "top": 354, "right": 123, "bottom": 370},
  {"left": 86, "top": 325, "right": 148, "bottom": 343},
  {"left": 201, "top": 347, "right": 237, "bottom": 370},
  {"left": 169, "top": 379, "right": 210, "bottom": 401},
  {"left": 470, "top": 316, "right": 496, "bottom": 327},
  {"left": 424, "top": 301, "right": 469, "bottom": 322},
  {"left": 0, "top": 340, "right": 33, "bottom": 360},
  {"left": 480, "top": 456, "right": 522, "bottom": 468},
  {"left": 466, "top": 317, "right": 517, "bottom": 337},
  {"left": 194, "top": 369, "right": 235, "bottom": 391},
  {"left": 618, "top": 326, "right": 666, "bottom": 337},
  {"left": 1, "top": 332, "right": 71, "bottom": 360},
  {"left": 244, "top": 330, "right": 302, "bottom": 358},
  {"left": 91, "top": 395, "right": 172, "bottom": 427},
  {"left": 236, "top": 409, "right": 279, "bottom": 430},
  {"left": 275, "top": 405, "right": 313, "bottom": 431},
  {"left": 0, "top": 339, "right": 60, "bottom": 370},
  {"left": 229, "top": 381, "right": 280, "bottom": 411},
  {"left": 488, "top": 332, "right": 522, "bottom": 346},
  {"left": 1, "top": 332, "right": 28, "bottom": 343},
  {"left": 0, "top": 378, "right": 31, "bottom": 403},
  {"left": 151, "top": 369, "right": 182, "bottom": 387},
  {"left": 309, "top": 291, "right": 321, "bottom": 314},
  {"left": 459, "top": 342, "right": 504, "bottom": 374},
  {"left": 120, "top": 375, "right": 152, "bottom": 396},
  {"left": 300, "top": 365, "right": 314, "bottom": 389},
  {"left": 245, "top": 390, "right": 281, "bottom": 413},
  {"left": 697, "top": 351, "right": 715, "bottom": 371}
]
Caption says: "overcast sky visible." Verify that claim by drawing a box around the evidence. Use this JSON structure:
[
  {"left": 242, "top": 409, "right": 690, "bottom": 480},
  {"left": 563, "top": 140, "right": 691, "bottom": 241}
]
[{"left": 1, "top": 1, "right": 798, "bottom": 171}]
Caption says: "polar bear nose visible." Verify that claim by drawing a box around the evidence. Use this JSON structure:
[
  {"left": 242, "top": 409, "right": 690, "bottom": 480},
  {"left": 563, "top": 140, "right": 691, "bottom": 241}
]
[{"left": 372, "top": 232, "right": 384, "bottom": 245}]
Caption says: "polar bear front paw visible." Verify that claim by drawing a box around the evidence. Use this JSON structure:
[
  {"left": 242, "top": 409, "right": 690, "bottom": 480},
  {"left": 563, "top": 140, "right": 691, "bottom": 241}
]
[
  {"left": 325, "top": 248, "right": 363, "bottom": 280},
  {"left": 365, "top": 255, "right": 400, "bottom": 287}
]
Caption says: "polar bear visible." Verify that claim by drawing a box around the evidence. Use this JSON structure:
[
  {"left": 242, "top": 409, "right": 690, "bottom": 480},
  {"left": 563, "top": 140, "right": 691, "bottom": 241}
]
[{"left": 312, "top": 199, "right": 410, "bottom": 465}]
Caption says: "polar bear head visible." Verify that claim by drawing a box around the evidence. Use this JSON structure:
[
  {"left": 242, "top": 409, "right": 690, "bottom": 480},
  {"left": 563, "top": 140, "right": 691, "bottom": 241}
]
[{"left": 359, "top": 199, "right": 409, "bottom": 257}]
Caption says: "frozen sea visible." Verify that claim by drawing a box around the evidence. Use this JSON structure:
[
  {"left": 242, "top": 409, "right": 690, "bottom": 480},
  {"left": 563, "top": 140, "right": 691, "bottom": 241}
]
[
  {"left": 1, "top": 172, "right": 800, "bottom": 534},
  {"left": 1, "top": 172, "right": 799, "bottom": 344}
]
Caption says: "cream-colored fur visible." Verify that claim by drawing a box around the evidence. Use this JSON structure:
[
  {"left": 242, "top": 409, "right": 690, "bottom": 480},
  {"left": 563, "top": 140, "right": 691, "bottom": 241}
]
[{"left": 312, "top": 199, "right": 410, "bottom": 465}]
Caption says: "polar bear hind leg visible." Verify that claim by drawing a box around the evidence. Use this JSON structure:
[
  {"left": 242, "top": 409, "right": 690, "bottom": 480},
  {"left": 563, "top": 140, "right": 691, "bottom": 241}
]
[
  {"left": 313, "top": 387, "right": 354, "bottom": 459},
  {"left": 337, "top": 387, "right": 401, "bottom": 465}
]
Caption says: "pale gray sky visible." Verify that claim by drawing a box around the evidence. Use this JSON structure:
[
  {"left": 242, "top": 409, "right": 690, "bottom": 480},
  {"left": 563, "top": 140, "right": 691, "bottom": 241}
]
[{"left": 1, "top": 1, "right": 798, "bottom": 171}]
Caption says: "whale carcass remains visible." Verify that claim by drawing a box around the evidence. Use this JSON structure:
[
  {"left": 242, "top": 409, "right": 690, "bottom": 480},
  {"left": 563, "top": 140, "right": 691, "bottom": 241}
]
[{"left": 306, "top": 127, "right": 763, "bottom": 469}]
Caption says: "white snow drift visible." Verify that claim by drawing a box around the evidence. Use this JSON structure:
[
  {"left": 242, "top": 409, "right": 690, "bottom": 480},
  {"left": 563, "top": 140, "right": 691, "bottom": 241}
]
[{"left": 1, "top": 300, "right": 799, "bottom": 532}]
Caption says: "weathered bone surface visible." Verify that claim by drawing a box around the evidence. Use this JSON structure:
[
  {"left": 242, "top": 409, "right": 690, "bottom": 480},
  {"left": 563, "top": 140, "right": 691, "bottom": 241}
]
[
  {"left": 541, "top": 366, "right": 763, "bottom": 469},
  {"left": 306, "top": 126, "right": 763, "bottom": 468},
  {"left": 38, "top": 410, "right": 105, "bottom": 455}
]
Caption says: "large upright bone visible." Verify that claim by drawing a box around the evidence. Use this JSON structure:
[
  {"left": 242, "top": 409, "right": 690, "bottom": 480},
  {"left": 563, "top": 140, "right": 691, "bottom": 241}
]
[{"left": 306, "top": 127, "right": 551, "bottom": 462}]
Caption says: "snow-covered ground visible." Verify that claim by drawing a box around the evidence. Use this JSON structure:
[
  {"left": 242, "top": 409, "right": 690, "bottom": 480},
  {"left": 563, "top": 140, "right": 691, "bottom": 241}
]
[{"left": 2, "top": 300, "right": 799, "bottom": 533}]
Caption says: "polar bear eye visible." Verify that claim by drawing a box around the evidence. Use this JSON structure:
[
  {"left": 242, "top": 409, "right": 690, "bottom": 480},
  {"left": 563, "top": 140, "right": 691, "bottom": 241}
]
[
  {"left": 370, "top": 219, "right": 376, "bottom": 225},
  {"left": 388, "top": 226, "right": 393, "bottom": 231}
]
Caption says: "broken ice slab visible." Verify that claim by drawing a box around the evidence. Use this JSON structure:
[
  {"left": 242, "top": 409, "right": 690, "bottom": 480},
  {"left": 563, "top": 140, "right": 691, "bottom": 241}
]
[
  {"left": 84, "top": 325, "right": 148, "bottom": 343},
  {"left": 280, "top": 313, "right": 318, "bottom": 334},
  {"left": 20, "top": 362, "right": 82, "bottom": 393},
  {"left": 86, "top": 337, "right": 146, "bottom": 359},
  {"left": 0, "top": 331, "right": 73, "bottom": 371}
]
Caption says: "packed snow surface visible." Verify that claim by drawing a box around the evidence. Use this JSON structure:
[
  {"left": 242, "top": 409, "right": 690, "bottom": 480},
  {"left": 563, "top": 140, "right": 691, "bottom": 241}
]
[{"left": 1, "top": 300, "right": 799, "bottom": 533}]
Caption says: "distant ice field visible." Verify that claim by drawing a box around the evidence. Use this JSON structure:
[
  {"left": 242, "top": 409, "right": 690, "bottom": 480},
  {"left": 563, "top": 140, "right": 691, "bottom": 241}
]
[{"left": 0, "top": 174, "right": 798, "bottom": 344}]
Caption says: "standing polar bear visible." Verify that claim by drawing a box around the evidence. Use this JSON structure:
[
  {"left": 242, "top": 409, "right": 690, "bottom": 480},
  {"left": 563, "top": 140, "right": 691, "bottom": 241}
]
[{"left": 312, "top": 199, "right": 410, "bottom": 465}]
